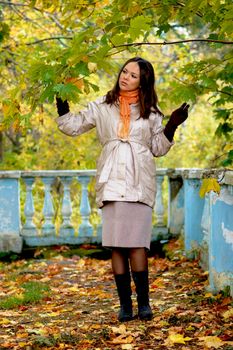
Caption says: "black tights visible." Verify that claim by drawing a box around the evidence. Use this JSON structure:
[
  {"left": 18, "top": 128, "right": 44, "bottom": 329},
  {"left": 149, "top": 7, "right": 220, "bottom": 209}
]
[{"left": 111, "top": 247, "right": 148, "bottom": 275}]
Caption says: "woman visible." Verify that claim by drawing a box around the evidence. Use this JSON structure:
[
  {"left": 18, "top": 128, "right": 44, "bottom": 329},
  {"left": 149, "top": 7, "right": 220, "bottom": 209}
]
[{"left": 55, "top": 57, "right": 189, "bottom": 322}]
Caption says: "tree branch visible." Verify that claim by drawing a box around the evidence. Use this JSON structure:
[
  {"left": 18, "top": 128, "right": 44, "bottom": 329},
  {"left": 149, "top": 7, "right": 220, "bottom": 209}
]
[
  {"left": 112, "top": 39, "right": 233, "bottom": 48},
  {"left": 217, "top": 90, "right": 233, "bottom": 97},
  {"left": 26, "top": 36, "right": 72, "bottom": 45}
]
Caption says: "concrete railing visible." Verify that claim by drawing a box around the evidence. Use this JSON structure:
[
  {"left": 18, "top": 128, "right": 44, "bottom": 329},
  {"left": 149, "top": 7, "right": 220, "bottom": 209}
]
[
  {"left": 0, "top": 168, "right": 232, "bottom": 296},
  {"left": 0, "top": 169, "right": 168, "bottom": 250}
]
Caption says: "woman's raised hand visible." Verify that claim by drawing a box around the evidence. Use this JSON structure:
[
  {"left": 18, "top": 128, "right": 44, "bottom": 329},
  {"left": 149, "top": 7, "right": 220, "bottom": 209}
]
[
  {"left": 169, "top": 102, "right": 189, "bottom": 127},
  {"left": 56, "top": 97, "right": 70, "bottom": 117},
  {"left": 163, "top": 102, "right": 190, "bottom": 142}
]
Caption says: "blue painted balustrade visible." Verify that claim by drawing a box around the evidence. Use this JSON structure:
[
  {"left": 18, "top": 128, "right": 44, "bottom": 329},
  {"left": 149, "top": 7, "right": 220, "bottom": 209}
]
[
  {"left": 0, "top": 169, "right": 167, "bottom": 248},
  {"left": 208, "top": 171, "right": 233, "bottom": 296},
  {"left": 0, "top": 168, "right": 232, "bottom": 296},
  {"left": 20, "top": 170, "right": 97, "bottom": 246},
  {"left": 181, "top": 169, "right": 233, "bottom": 296}
]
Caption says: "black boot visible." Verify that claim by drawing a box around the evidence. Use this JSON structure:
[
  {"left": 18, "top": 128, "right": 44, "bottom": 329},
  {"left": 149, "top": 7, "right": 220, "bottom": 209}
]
[
  {"left": 114, "top": 272, "right": 133, "bottom": 322},
  {"left": 132, "top": 270, "right": 153, "bottom": 321}
]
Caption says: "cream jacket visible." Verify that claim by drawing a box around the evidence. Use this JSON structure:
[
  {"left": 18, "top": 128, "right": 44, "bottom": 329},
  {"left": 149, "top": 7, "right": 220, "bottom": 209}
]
[{"left": 56, "top": 96, "right": 173, "bottom": 208}]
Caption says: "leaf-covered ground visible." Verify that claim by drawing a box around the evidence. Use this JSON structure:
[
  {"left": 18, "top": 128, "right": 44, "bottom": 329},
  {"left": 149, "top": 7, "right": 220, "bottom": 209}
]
[{"left": 0, "top": 240, "right": 232, "bottom": 350}]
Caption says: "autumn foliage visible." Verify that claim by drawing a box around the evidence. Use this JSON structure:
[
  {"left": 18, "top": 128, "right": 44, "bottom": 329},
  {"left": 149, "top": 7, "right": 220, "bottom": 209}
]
[{"left": 0, "top": 240, "right": 232, "bottom": 349}]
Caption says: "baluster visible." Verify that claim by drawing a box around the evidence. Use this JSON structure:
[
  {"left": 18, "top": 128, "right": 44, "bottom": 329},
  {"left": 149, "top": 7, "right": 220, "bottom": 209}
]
[
  {"left": 167, "top": 175, "right": 184, "bottom": 235},
  {"left": 77, "top": 175, "right": 93, "bottom": 240},
  {"left": 200, "top": 193, "right": 210, "bottom": 270},
  {"left": 22, "top": 177, "right": 37, "bottom": 236},
  {"left": 41, "top": 177, "right": 55, "bottom": 236},
  {"left": 155, "top": 175, "right": 165, "bottom": 226},
  {"left": 59, "top": 177, "right": 75, "bottom": 239}
]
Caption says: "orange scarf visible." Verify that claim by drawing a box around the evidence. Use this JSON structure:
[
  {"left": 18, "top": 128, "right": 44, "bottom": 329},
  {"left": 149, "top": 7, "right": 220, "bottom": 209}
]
[{"left": 118, "top": 89, "right": 139, "bottom": 139}]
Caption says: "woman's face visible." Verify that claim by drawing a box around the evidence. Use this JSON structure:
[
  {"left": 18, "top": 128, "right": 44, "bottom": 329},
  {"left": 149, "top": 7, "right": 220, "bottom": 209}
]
[{"left": 118, "top": 62, "right": 140, "bottom": 91}]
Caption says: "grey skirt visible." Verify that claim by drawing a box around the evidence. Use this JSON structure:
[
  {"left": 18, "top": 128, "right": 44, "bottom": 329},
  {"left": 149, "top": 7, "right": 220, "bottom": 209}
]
[{"left": 101, "top": 201, "right": 153, "bottom": 250}]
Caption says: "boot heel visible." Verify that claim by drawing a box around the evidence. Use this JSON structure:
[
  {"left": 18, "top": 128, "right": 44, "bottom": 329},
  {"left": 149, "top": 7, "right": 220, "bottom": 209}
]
[
  {"left": 138, "top": 305, "right": 153, "bottom": 320},
  {"left": 118, "top": 304, "right": 133, "bottom": 322}
]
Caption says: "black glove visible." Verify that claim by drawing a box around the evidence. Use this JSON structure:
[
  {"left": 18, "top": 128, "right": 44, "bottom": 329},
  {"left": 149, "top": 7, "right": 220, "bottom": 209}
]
[
  {"left": 56, "top": 97, "right": 70, "bottom": 116},
  {"left": 164, "top": 102, "right": 189, "bottom": 142}
]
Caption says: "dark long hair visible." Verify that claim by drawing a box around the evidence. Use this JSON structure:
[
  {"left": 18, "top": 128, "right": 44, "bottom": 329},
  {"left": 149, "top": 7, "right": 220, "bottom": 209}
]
[{"left": 105, "top": 57, "right": 162, "bottom": 119}]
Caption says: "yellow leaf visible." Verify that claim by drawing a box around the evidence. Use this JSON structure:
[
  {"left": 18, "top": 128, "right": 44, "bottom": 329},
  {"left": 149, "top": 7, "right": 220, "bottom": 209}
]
[
  {"left": 76, "top": 259, "right": 86, "bottom": 268},
  {"left": 186, "top": 325, "right": 195, "bottom": 331},
  {"left": 164, "top": 306, "right": 178, "bottom": 314},
  {"left": 18, "top": 342, "right": 28, "bottom": 348},
  {"left": 168, "top": 333, "right": 192, "bottom": 345},
  {"left": 159, "top": 320, "right": 169, "bottom": 327},
  {"left": 88, "top": 62, "right": 97, "bottom": 72},
  {"left": 222, "top": 308, "right": 233, "bottom": 319},
  {"left": 111, "top": 324, "right": 127, "bottom": 334},
  {"left": 40, "top": 277, "right": 50, "bottom": 282},
  {"left": 16, "top": 332, "right": 29, "bottom": 338},
  {"left": 27, "top": 328, "right": 47, "bottom": 335},
  {"left": 0, "top": 318, "right": 11, "bottom": 325},
  {"left": 122, "top": 345, "right": 133, "bottom": 350},
  {"left": 112, "top": 335, "right": 134, "bottom": 344},
  {"left": 204, "top": 292, "right": 215, "bottom": 298},
  {"left": 199, "top": 178, "right": 220, "bottom": 198},
  {"left": 199, "top": 336, "right": 224, "bottom": 348},
  {"left": 68, "top": 286, "right": 80, "bottom": 292},
  {"left": 91, "top": 324, "right": 102, "bottom": 330}
]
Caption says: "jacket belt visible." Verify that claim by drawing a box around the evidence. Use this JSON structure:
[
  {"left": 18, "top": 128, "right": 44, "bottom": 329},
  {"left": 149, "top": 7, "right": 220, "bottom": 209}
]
[{"left": 99, "top": 138, "right": 150, "bottom": 185}]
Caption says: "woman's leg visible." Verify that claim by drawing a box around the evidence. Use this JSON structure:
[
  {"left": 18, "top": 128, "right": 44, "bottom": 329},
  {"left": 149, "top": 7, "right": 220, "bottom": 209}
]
[
  {"left": 129, "top": 248, "right": 153, "bottom": 321},
  {"left": 112, "top": 248, "right": 130, "bottom": 275},
  {"left": 129, "top": 247, "right": 148, "bottom": 272},
  {"left": 112, "top": 248, "right": 133, "bottom": 322}
]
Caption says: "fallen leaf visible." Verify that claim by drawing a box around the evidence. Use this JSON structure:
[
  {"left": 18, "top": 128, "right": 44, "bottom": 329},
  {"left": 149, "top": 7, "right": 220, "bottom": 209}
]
[
  {"left": 166, "top": 333, "right": 192, "bottom": 345},
  {"left": 0, "top": 318, "right": 11, "bottom": 325},
  {"left": 122, "top": 344, "right": 133, "bottom": 350},
  {"left": 111, "top": 324, "right": 127, "bottom": 334},
  {"left": 199, "top": 178, "right": 220, "bottom": 198},
  {"left": 222, "top": 308, "right": 233, "bottom": 319},
  {"left": 199, "top": 336, "right": 224, "bottom": 348},
  {"left": 112, "top": 335, "right": 134, "bottom": 344},
  {"left": 164, "top": 306, "right": 178, "bottom": 314}
]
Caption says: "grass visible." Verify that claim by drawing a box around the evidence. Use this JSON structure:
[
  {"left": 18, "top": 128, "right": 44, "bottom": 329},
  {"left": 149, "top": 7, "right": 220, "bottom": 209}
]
[{"left": 0, "top": 281, "right": 50, "bottom": 309}]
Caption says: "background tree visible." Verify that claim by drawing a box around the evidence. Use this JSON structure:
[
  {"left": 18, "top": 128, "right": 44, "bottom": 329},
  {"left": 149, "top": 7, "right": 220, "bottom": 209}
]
[{"left": 0, "top": 0, "right": 232, "bottom": 169}]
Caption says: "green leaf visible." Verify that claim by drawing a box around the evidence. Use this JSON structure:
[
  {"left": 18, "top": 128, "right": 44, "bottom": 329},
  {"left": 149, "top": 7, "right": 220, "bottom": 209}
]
[
  {"left": 128, "top": 15, "right": 151, "bottom": 40},
  {"left": 88, "top": 82, "right": 99, "bottom": 92},
  {"left": 214, "top": 108, "right": 231, "bottom": 121},
  {"left": 199, "top": 76, "right": 218, "bottom": 89},
  {"left": 72, "top": 61, "right": 90, "bottom": 77},
  {"left": 0, "top": 22, "right": 10, "bottom": 43},
  {"left": 215, "top": 122, "right": 233, "bottom": 137},
  {"left": 111, "top": 34, "right": 126, "bottom": 46},
  {"left": 53, "top": 83, "right": 81, "bottom": 102},
  {"left": 221, "top": 150, "right": 233, "bottom": 166}
]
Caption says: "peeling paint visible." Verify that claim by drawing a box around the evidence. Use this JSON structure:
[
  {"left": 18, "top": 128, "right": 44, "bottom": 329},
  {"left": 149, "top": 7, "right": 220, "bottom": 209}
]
[
  {"left": 222, "top": 222, "right": 233, "bottom": 248},
  {"left": 209, "top": 267, "right": 233, "bottom": 297},
  {"left": 214, "top": 187, "right": 233, "bottom": 205},
  {"left": 0, "top": 233, "right": 22, "bottom": 253}
]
